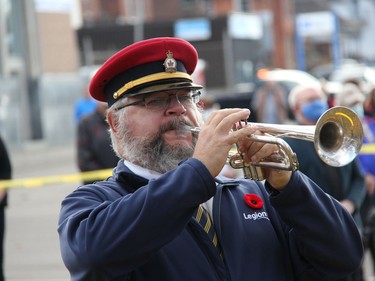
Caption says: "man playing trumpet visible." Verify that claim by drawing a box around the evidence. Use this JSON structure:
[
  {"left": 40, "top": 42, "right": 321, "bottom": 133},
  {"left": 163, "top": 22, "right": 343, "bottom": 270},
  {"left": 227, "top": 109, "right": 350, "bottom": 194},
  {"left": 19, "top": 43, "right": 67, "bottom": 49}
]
[{"left": 58, "top": 37, "right": 363, "bottom": 281}]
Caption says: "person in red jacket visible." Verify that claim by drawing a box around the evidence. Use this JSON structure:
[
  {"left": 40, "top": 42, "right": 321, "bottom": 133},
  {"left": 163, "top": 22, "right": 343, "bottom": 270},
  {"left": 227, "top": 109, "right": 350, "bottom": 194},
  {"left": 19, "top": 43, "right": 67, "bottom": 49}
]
[{"left": 58, "top": 37, "right": 363, "bottom": 281}]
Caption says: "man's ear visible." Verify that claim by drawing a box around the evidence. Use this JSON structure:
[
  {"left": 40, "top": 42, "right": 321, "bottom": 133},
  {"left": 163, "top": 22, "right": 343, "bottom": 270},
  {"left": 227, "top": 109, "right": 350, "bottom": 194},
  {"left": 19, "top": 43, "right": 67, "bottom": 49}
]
[{"left": 107, "top": 110, "right": 118, "bottom": 133}]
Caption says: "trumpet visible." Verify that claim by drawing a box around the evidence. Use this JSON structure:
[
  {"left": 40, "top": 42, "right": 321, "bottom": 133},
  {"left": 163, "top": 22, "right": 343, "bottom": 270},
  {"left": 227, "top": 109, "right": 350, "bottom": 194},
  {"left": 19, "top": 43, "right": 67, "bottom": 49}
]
[{"left": 192, "top": 106, "right": 364, "bottom": 180}]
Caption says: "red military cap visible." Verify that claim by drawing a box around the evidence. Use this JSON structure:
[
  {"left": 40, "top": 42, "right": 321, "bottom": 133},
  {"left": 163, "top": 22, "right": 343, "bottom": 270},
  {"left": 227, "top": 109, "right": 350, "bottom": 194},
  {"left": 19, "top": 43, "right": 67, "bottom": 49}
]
[{"left": 89, "top": 37, "right": 203, "bottom": 106}]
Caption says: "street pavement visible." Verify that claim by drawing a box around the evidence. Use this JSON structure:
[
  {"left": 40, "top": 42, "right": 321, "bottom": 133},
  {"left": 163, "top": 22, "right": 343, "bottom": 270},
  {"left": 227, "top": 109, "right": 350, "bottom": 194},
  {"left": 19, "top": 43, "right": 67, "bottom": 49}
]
[
  {"left": 5, "top": 142, "right": 77, "bottom": 280},
  {"left": 3, "top": 141, "right": 375, "bottom": 280}
]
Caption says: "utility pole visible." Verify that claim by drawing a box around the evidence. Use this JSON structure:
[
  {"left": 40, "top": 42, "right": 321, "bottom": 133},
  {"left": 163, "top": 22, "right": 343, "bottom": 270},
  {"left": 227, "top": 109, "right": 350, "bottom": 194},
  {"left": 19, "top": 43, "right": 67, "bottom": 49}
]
[
  {"left": 134, "top": 0, "right": 144, "bottom": 42},
  {"left": 10, "top": 0, "right": 43, "bottom": 139},
  {"left": 271, "top": 0, "right": 286, "bottom": 68},
  {"left": 124, "top": 0, "right": 144, "bottom": 42},
  {"left": 0, "top": 1, "right": 9, "bottom": 76}
]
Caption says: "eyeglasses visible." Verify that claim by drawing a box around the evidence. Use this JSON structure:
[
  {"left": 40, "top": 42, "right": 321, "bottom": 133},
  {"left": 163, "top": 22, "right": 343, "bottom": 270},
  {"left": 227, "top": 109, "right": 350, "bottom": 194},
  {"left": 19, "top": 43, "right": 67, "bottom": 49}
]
[{"left": 115, "top": 90, "right": 201, "bottom": 111}]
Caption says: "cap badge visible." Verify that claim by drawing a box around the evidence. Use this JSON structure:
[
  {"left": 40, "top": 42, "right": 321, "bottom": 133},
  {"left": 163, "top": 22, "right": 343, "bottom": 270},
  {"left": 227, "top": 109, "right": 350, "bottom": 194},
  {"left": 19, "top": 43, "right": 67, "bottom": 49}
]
[{"left": 163, "top": 50, "right": 177, "bottom": 73}]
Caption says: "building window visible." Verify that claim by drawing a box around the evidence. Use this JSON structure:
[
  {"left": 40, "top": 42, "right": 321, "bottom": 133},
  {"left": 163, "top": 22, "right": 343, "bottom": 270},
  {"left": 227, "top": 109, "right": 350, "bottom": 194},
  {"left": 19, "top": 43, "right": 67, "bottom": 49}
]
[{"left": 181, "top": 0, "right": 212, "bottom": 15}]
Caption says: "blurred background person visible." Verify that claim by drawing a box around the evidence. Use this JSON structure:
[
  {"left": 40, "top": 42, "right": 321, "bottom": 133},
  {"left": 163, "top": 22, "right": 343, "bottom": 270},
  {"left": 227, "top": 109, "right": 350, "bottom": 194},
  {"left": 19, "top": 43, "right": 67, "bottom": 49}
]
[
  {"left": 365, "top": 87, "right": 375, "bottom": 118},
  {"left": 251, "top": 80, "right": 289, "bottom": 124},
  {"left": 336, "top": 83, "right": 366, "bottom": 116},
  {"left": 76, "top": 101, "right": 119, "bottom": 185},
  {"left": 74, "top": 87, "right": 98, "bottom": 125},
  {"left": 337, "top": 83, "right": 375, "bottom": 275},
  {"left": 0, "top": 134, "right": 11, "bottom": 281},
  {"left": 285, "top": 85, "right": 366, "bottom": 281}
]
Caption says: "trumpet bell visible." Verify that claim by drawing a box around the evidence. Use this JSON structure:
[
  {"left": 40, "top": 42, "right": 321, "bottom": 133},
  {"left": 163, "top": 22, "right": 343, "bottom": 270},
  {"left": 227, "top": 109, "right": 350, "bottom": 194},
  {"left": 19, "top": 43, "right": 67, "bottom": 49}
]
[{"left": 315, "top": 106, "right": 363, "bottom": 167}]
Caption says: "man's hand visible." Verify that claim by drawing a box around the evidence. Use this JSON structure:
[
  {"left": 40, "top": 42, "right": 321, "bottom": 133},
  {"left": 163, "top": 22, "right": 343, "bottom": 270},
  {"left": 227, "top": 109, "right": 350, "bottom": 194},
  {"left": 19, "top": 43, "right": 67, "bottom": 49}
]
[
  {"left": 192, "top": 108, "right": 292, "bottom": 189},
  {"left": 192, "top": 108, "right": 255, "bottom": 177},
  {"left": 236, "top": 126, "right": 292, "bottom": 190}
]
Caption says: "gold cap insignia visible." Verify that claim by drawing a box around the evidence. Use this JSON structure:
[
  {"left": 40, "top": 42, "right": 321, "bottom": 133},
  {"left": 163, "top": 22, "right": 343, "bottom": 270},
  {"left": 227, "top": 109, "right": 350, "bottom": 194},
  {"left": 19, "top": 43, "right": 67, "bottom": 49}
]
[{"left": 163, "top": 51, "right": 177, "bottom": 73}]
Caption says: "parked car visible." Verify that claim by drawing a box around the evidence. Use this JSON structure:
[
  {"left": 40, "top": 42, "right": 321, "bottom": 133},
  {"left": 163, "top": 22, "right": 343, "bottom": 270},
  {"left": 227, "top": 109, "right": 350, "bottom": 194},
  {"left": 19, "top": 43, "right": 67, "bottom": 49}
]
[{"left": 256, "top": 68, "right": 321, "bottom": 92}]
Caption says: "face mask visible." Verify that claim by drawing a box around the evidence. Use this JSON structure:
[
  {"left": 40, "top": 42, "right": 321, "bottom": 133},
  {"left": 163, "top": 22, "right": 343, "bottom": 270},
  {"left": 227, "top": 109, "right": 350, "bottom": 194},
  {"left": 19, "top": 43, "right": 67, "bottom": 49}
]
[
  {"left": 302, "top": 100, "right": 328, "bottom": 122},
  {"left": 350, "top": 104, "right": 364, "bottom": 119}
]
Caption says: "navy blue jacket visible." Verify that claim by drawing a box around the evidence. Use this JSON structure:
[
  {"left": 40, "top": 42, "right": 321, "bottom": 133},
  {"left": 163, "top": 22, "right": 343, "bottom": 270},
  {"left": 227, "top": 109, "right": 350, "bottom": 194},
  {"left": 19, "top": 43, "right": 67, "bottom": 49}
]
[
  {"left": 58, "top": 158, "right": 363, "bottom": 281},
  {"left": 285, "top": 138, "right": 366, "bottom": 228}
]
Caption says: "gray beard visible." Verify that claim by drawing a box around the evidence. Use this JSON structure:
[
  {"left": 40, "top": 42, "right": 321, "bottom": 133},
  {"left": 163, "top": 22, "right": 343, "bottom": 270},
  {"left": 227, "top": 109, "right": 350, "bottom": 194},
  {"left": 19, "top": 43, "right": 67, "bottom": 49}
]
[{"left": 120, "top": 118, "right": 197, "bottom": 173}]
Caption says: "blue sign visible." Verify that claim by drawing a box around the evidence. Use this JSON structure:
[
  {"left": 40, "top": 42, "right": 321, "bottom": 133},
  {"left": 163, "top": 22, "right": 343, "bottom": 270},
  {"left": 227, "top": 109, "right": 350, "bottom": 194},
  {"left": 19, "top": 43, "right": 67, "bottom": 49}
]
[{"left": 174, "top": 18, "right": 211, "bottom": 41}]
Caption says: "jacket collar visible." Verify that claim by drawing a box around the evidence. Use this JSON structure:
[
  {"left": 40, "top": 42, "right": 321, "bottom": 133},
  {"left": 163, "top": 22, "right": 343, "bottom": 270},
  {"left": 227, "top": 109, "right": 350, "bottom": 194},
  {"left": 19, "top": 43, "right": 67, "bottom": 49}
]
[{"left": 113, "top": 160, "right": 149, "bottom": 192}]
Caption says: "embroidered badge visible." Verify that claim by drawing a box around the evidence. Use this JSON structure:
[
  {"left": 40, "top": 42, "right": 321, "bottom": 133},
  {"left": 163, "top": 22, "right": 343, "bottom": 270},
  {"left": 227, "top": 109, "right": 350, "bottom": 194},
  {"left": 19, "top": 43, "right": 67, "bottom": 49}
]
[
  {"left": 244, "top": 194, "right": 264, "bottom": 209},
  {"left": 163, "top": 50, "right": 177, "bottom": 73}
]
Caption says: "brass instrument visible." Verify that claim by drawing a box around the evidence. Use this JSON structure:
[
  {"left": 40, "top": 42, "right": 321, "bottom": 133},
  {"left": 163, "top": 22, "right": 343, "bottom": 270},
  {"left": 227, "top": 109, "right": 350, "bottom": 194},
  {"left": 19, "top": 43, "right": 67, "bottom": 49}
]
[{"left": 192, "top": 106, "right": 363, "bottom": 180}]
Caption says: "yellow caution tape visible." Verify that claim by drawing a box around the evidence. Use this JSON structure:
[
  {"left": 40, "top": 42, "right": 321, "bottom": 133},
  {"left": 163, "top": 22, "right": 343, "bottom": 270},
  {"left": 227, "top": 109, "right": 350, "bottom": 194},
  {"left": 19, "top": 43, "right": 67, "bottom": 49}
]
[
  {"left": 0, "top": 169, "right": 113, "bottom": 189},
  {"left": 360, "top": 143, "right": 375, "bottom": 154},
  {"left": 0, "top": 143, "right": 374, "bottom": 190}
]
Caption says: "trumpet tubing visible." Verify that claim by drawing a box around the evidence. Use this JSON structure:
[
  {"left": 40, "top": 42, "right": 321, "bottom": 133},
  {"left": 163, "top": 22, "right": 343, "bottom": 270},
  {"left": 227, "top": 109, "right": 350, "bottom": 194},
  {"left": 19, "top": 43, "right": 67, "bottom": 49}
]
[{"left": 193, "top": 106, "right": 364, "bottom": 180}]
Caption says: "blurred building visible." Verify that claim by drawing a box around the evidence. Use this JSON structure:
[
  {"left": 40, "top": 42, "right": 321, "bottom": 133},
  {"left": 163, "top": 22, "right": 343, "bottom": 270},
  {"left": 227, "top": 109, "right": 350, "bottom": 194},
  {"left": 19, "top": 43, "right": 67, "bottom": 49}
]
[
  {"left": 37, "top": 6, "right": 79, "bottom": 73},
  {"left": 76, "top": 0, "right": 293, "bottom": 97},
  {"left": 74, "top": 0, "right": 369, "bottom": 91},
  {"left": 0, "top": 0, "right": 83, "bottom": 148},
  {"left": 0, "top": 0, "right": 374, "bottom": 148}
]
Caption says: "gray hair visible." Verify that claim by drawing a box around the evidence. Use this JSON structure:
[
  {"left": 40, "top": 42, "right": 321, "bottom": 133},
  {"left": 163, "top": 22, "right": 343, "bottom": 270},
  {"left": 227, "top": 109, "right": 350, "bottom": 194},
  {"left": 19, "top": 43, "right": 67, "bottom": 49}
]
[
  {"left": 107, "top": 98, "right": 129, "bottom": 158},
  {"left": 288, "top": 85, "right": 326, "bottom": 110}
]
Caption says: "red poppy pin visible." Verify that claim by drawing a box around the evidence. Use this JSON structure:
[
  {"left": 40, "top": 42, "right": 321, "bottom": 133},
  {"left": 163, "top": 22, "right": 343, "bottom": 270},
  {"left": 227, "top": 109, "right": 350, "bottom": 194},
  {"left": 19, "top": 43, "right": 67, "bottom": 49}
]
[{"left": 244, "top": 194, "right": 264, "bottom": 209}]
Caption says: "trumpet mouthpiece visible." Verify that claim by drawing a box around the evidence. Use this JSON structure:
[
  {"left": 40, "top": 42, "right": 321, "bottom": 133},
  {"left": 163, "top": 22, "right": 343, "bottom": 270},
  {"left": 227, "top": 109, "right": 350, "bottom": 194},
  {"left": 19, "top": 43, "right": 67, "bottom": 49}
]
[{"left": 190, "top": 127, "right": 200, "bottom": 134}]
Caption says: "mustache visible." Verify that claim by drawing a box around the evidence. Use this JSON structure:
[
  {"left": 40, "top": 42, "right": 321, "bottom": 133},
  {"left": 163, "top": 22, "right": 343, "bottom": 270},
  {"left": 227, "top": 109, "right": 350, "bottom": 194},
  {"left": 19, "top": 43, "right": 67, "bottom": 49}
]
[{"left": 159, "top": 118, "right": 195, "bottom": 134}]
